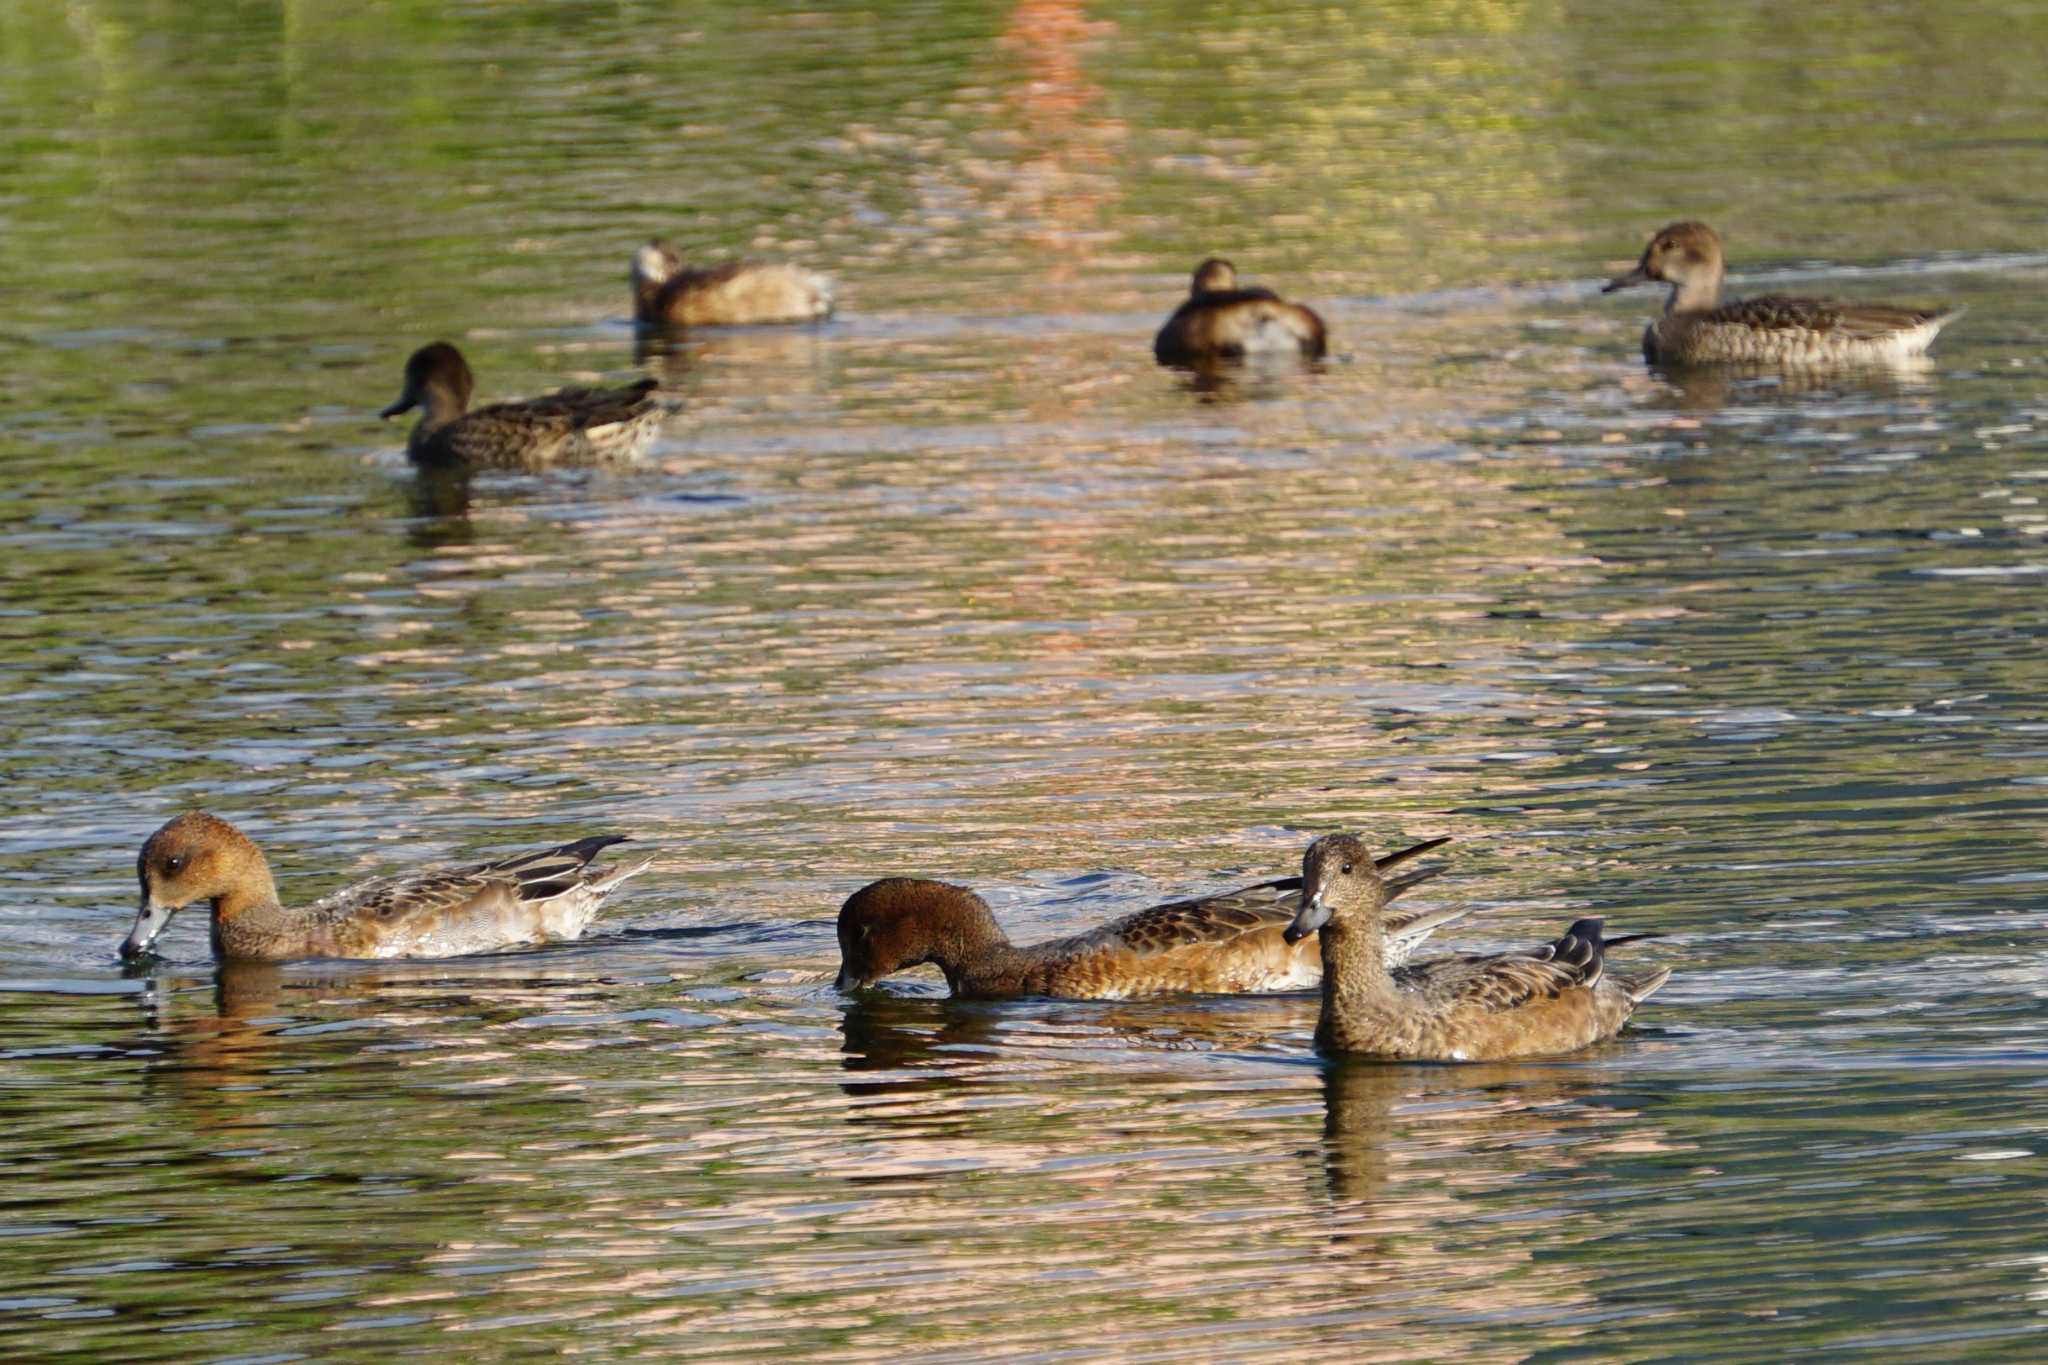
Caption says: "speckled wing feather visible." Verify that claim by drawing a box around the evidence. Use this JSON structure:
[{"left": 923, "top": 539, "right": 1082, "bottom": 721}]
[
  {"left": 308, "top": 834, "right": 633, "bottom": 927},
  {"left": 1402, "top": 917, "right": 1617, "bottom": 1014},
  {"left": 440, "top": 381, "right": 663, "bottom": 469},
  {"left": 1079, "top": 836, "right": 1457, "bottom": 960},
  {"left": 1708, "top": 295, "right": 1951, "bottom": 338}
]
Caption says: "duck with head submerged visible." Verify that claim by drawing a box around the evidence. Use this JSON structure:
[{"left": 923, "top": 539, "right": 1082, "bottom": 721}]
[
  {"left": 1285, "top": 833, "right": 1669, "bottom": 1061},
  {"left": 121, "top": 811, "right": 654, "bottom": 962},
  {"left": 379, "top": 341, "right": 668, "bottom": 470},
  {"left": 835, "top": 837, "right": 1459, "bottom": 1000},
  {"left": 630, "top": 239, "right": 834, "bottom": 328},
  {"left": 1153, "top": 257, "right": 1328, "bottom": 367},
  {"left": 1603, "top": 221, "right": 1963, "bottom": 367}
]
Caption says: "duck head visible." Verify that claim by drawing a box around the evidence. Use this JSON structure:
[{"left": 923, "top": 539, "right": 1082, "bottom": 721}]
[
  {"left": 124, "top": 812, "right": 277, "bottom": 959},
  {"left": 380, "top": 342, "right": 474, "bottom": 422},
  {"left": 1189, "top": 257, "right": 1238, "bottom": 296},
  {"left": 834, "top": 878, "right": 1005, "bottom": 992},
  {"left": 1285, "top": 833, "right": 1393, "bottom": 944},
  {"left": 1603, "top": 221, "right": 1726, "bottom": 308}
]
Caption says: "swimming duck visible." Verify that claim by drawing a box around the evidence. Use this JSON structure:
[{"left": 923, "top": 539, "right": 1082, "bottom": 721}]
[
  {"left": 379, "top": 342, "right": 667, "bottom": 469},
  {"left": 1153, "top": 257, "right": 1328, "bottom": 366},
  {"left": 834, "top": 836, "right": 1455, "bottom": 999},
  {"left": 1602, "top": 221, "right": 1962, "bottom": 367},
  {"left": 1284, "top": 833, "right": 1668, "bottom": 1061},
  {"left": 630, "top": 239, "right": 834, "bottom": 328},
  {"left": 120, "top": 811, "right": 654, "bottom": 962}
]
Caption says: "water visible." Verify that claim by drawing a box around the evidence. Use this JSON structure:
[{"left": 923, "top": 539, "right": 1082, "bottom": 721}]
[{"left": 5, "top": 1, "right": 2048, "bottom": 1357}]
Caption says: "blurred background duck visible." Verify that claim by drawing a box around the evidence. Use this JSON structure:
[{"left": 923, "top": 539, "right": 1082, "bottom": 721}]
[
  {"left": 121, "top": 811, "right": 653, "bottom": 962},
  {"left": 379, "top": 341, "right": 667, "bottom": 469},
  {"left": 835, "top": 836, "right": 1456, "bottom": 999},
  {"left": 630, "top": 239, "right": 834, "bottom": 327},
  {"left": 1603, "top": 221, "right": 1962, "bottom": 366},
  {"left": 1153, "top": 257, "right": 1328, "bottom": 366}
]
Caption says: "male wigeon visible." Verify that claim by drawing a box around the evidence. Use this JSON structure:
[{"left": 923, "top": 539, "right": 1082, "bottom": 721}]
[
  {"left": 1153, "top": 257, "right": 1328, "bottom": 366},
  {"left": 630, "top": 239, "right": 833, "bottom": 327},
  {"left": 834, "top": 837, "right": 1455, "bottom": 999},
  {"left": 121, "top": 811, "right": 653, "bottom": 962},
  {"left": 1285, "top": 833, "right": 1668, "bottom": 1061},
  {"left": 379, "top": 341, "right": 667, "bottom": 469},
  {"left": 1603, "top": 221, "right": 1962, "bottom": 366}
]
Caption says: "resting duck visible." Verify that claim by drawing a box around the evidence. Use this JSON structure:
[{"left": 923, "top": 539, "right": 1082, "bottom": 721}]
[
  {"left": 1603, "top": 221, "right": 1962, "bottom": 367},
  {"left": 1153, "top": 257, "right": 1328, "bottom": 366},
  {"left": 630, "top": 239, "right": 834, "bottom": 327},
  {"left": 1284, "top": 833, "right": 1669, "bottom": 1061},
  {"left": 379, "top": 342, "right": 667, "bottom": 469},
  {"left": 834, "top": 836, "right": 1455, "bottom": 999},
  {"left": 120, "top": 811, "right": 653, "bottom": 962}
]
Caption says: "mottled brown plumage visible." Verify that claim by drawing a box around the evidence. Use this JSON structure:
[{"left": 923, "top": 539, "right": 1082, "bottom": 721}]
[
  {"left": 1287, "top": 833, "right": 1669, "bottom": 1061},
  {"left": 379, "top": 342, "right": 667, "bottom": 469},
  {"left": 1153, "top": 257, "right": 1328, "bottom": 366},
  {"left": 834, "top": 837, "right": 1456, "bottom": 1000},
  {"left": 122, "top": 811, "right": 653, "bottom": 962},
  {"left": 630, "top": 239, "right": 834, "bottom": 327},
  {"left": 1603, "top": 221, "right": 1961, "bottom": 367}
]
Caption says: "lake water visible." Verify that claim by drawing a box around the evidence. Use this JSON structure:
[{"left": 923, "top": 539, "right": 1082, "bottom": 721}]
[{"left": 5, "top": 1, "right": 2048, "bottom": 1358}]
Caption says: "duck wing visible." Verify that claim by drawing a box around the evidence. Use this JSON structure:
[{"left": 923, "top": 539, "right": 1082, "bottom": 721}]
[
  {"left": 1081, "top": 836, "right": 1458, "bottom": 958},
  {"left": 1399, "top": 916, "right": 1619, "bottom": 1013},
  {"left": 309, "top": 835, "right": 643, "bottom": 950},
  {"left": 1709, "top": 295, "right": 1957, "bottom": 339}
]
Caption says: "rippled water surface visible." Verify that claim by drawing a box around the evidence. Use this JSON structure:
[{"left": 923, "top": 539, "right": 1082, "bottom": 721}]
[{"left": 6, "top": 1, "right": 2048, "bottom": 1358}]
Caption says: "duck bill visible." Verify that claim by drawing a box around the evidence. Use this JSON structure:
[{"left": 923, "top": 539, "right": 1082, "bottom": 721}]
[
  {"left": 1602, "top": 264, "right": 1653, "bottom": 295},
  {"left": 377, "top": 394, "right": 415, "bottom": 421},
  {"left": 120, "top": 895, "right": 175, "bottom": 960},
  {"left": 1283, "top": 892, "right": 1329, "bottom": 946},
  {"left": 834, "top": 967, "right": 869, "bottom": 993}
]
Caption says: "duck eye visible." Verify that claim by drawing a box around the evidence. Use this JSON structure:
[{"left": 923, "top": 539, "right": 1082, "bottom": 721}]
[
  {"left": 1340, "top": 862, "right": 1355, "bottom": 875},
  {"left": 165, "top": 854, "right": 187, "bottom": 874}
]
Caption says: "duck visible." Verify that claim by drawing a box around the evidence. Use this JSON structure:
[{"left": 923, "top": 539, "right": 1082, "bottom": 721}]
[
  {"left": 630, "top": 239, "right": 834, "bottom": 328},
  {"left": 120, "top": 811, "right": 654, "bottom": 962},
  {"left": 378, "top": 341, "right": 667, "bottom": 469},
  {"left": 1153, "top": 257, "right": 1328, "bottom": 367},
  {"left": 834, "top": 836, "right": 1457, "bottom": 999},
  {"left": 1602, "top": 221, "right": 1963, "bottom": 367},
  {"left": 1284, "top": 833, "right": 1669, "bottom": 1061}
]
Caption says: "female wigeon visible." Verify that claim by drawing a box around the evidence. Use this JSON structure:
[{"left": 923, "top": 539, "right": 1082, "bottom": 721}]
[
  {"left": 1153, "top": 257, "right": 1328, "bottom": 366},
  {"left": 379, "top": 342, "right": 667, "bottom": 469},
  {"left": 1603, "top": 221, "right": 1962, "bottom": 366},
  {"left": 1284, "top": 833, "right": 1668, "bottom": 1061},
  {"left": 630, "top": 239, "right": 834, "bottom": 327},
  {"left": 120, "top": 811, "right": 653, "bottom": 962},
  {"left": 835, "top": 837, "right": 1456, "bottom": 999}
]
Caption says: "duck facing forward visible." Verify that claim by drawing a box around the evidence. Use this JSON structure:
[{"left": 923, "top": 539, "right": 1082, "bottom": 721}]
[
  {"left": 835, "top": 837, "right": 1456, "bottom": 999},
  {"left": 1603, "top": 221, "right": 1962, "bottom": 367},
  {"left": 630, "top": 239, "right": 834, "bottom": 328},
  {"left": 379, "top": 342, "right": 667, "bottom": 470},
  {"left": 1286, "top": 833, "right": 1668, "bottom": 1061},
  {"left": 121, "top": 811, "right": 654, "bottom": 962},
  {"left": 1153, "top": 257, "right": 1328, "bottom": 366}
]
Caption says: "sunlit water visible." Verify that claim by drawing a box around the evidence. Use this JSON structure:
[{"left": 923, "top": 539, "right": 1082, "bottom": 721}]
[{"left": 4, "top": 1, "right": 2048, "bottom": 1358}]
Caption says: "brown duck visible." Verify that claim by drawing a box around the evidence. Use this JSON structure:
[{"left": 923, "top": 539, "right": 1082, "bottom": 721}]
[
  {"left": 121, "top": 811, "right": 653, "bottom": 962},
  {"left": 630, "top": 239, "right": 834, "bottom": 328},
  {"left": 1285, "top": 833, "right": 1669, "bottom": 1061},
  {"left": 835, "top": 837, "right": 1455, "bottom": 999},
  {"left": 1603, "top": 221, "right": 1962, "bottom": 367},
  {"left": 1153, "top": 257, "right": 1328, "bottom": 366},
  {"left": 379, "top": 341, "right": 667, "bottom": 469}
]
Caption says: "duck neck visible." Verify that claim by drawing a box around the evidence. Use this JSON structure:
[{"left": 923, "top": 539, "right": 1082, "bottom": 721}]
[
  {"left": 1665, "top": 271, "right": 1722, "bottom": 315},
  {"left": 1317, "top": 915, "right": 1398, "bottom": 1031},
  {"left": 414, "top": 379, "right": 469, "bottom": 433},
  {"left": 935, "top": 928, "right": 1031, "bottom": 996},
  {"left": 208, "top": 859, "right": 291, "bottom": 960}
]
